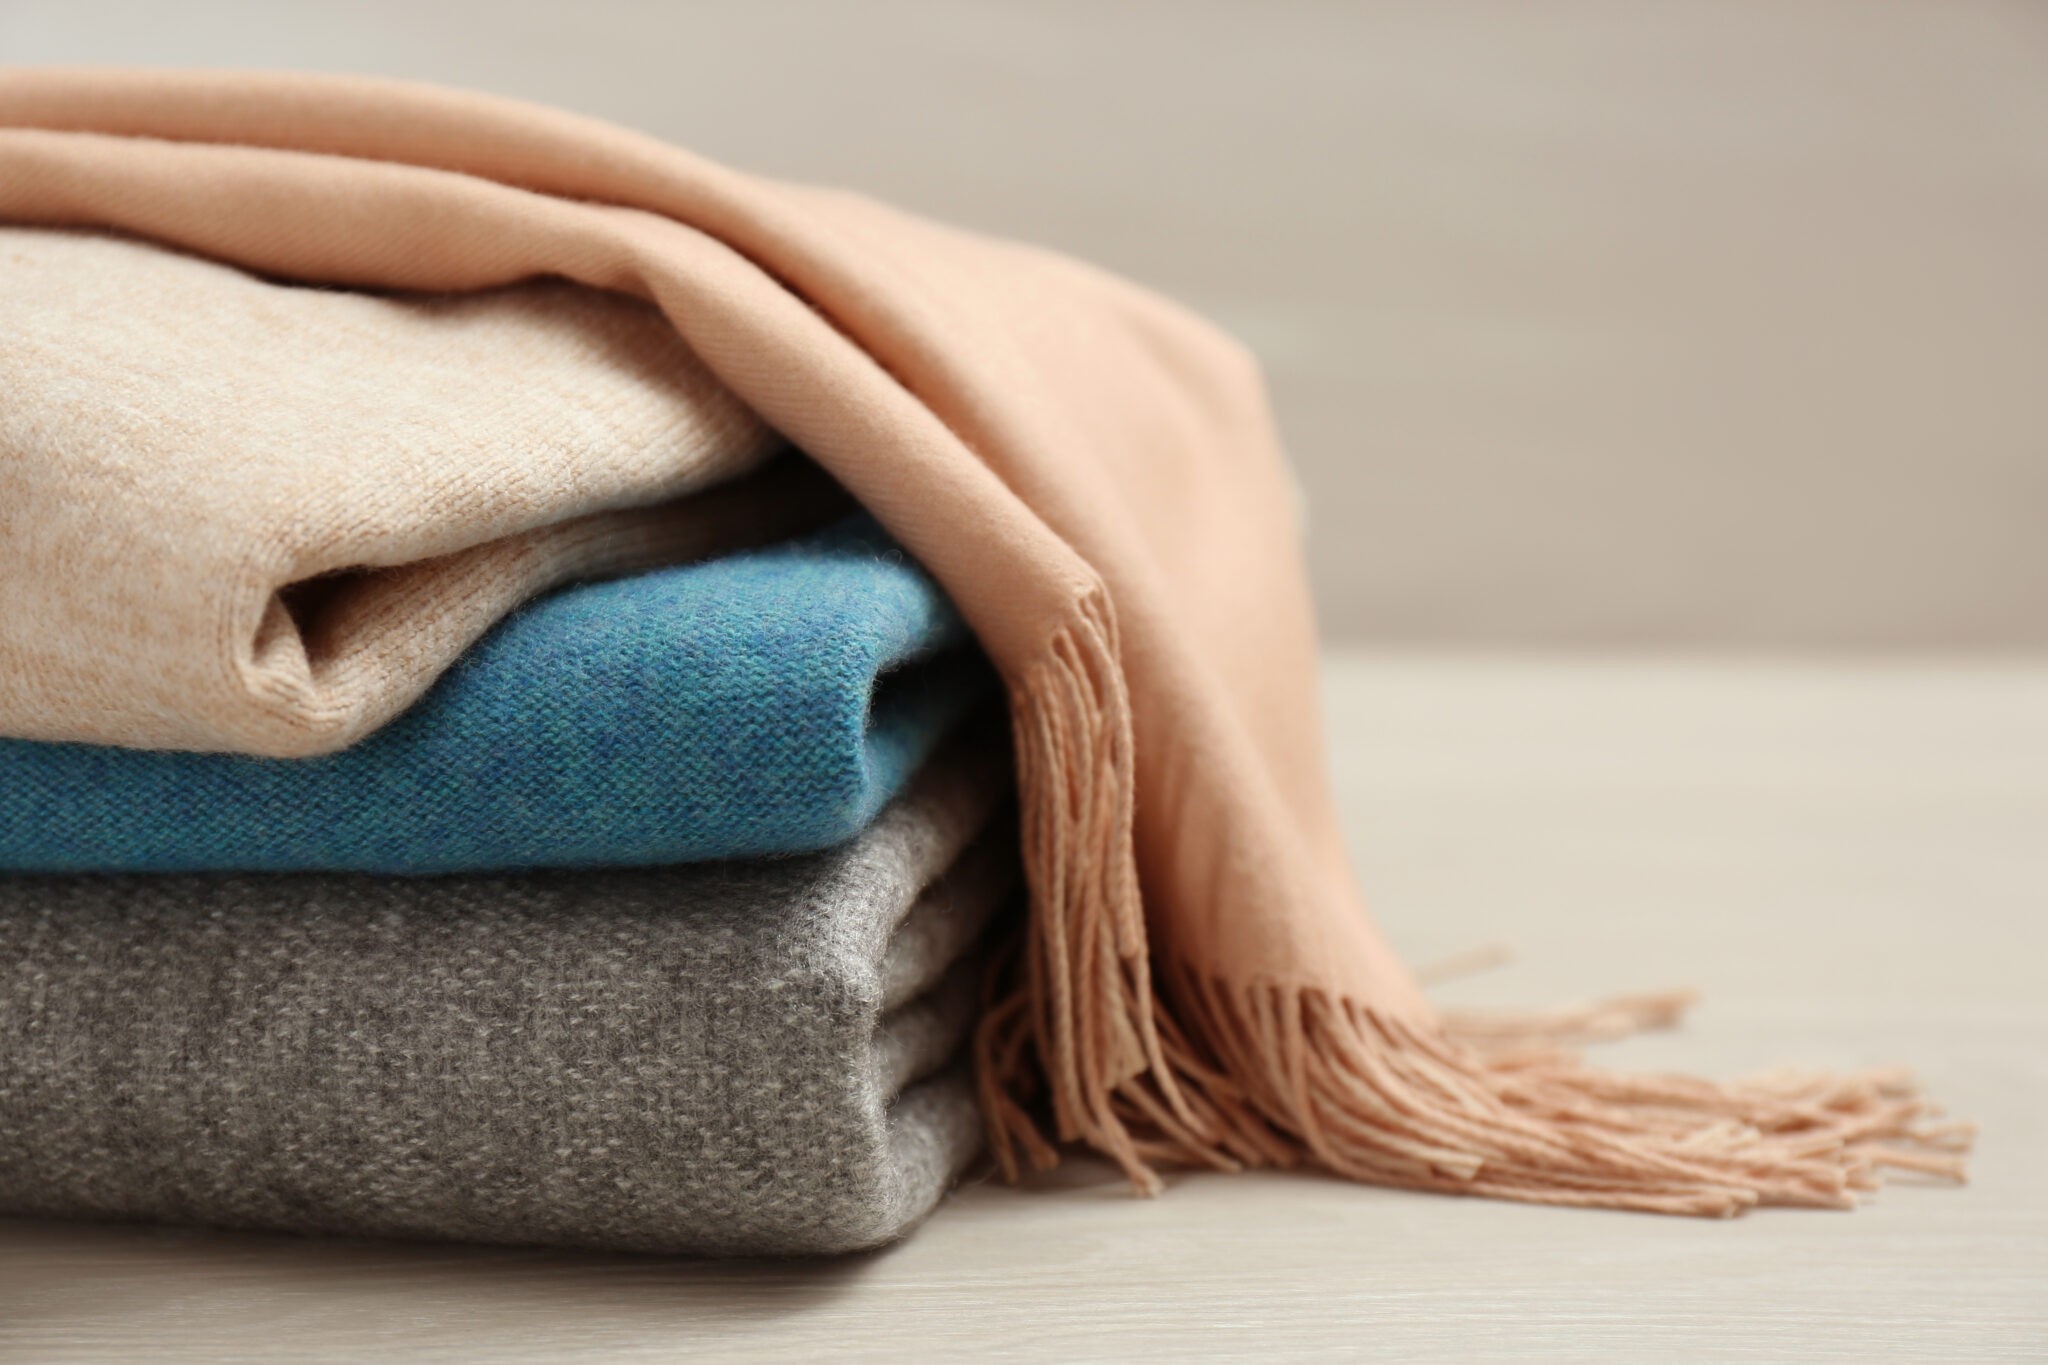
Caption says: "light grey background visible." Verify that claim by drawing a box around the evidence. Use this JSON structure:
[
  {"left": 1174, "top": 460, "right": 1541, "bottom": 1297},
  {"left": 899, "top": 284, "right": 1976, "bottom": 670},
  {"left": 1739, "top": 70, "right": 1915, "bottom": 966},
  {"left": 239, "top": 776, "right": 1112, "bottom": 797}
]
[{"left": 6, "top": 0, "right": 2044, "bottom": 649}]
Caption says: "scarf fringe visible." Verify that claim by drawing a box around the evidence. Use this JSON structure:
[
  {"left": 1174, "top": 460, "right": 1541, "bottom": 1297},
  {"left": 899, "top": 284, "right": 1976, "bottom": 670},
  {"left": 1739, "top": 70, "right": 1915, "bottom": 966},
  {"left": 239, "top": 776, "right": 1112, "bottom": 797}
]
[{"left": 976, "top": 597, "right": 1973, "bottom": 1214}]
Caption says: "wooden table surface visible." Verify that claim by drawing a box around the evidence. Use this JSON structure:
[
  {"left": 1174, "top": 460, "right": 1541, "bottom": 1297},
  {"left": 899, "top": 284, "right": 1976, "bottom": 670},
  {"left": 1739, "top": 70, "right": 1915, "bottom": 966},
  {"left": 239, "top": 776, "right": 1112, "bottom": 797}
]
[{"left": 3, "top": 655, "right": 2043, "bottom": 1361}]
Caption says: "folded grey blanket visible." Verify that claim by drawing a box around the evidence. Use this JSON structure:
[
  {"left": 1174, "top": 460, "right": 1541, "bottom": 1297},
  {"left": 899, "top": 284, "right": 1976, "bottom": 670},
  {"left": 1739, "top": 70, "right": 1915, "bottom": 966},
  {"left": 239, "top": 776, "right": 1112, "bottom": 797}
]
[{"left": 0, "top": 743, "right": 1013, "bottom": 1256}]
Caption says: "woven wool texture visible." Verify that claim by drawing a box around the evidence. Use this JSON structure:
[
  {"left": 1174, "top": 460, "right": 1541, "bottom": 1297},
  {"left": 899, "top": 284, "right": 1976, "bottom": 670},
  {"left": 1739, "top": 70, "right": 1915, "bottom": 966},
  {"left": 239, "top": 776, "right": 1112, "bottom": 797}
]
[
  {"left": 0, "top": 519, "right": 992, "bottom": 874},
  {"left": 0, "top": 225, "right": 797, "bottom": 758},
  {"left": 0, "top": 741, "right": 1013, "bottom": 1256}
]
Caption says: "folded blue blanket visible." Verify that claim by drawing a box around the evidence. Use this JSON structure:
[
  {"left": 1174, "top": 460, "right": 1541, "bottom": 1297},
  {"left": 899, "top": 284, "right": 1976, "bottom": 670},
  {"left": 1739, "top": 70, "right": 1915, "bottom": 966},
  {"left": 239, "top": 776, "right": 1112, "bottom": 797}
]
[{"left": 0, "top": 520, "right": 990, "bottom": 874}]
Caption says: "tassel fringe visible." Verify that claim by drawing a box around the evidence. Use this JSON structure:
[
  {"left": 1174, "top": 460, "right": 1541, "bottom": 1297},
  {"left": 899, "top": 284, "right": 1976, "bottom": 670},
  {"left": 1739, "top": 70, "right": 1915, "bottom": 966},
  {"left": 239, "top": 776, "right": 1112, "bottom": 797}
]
[{"left": 975, "top": 594, "right": 1972, "bottom": 1215}]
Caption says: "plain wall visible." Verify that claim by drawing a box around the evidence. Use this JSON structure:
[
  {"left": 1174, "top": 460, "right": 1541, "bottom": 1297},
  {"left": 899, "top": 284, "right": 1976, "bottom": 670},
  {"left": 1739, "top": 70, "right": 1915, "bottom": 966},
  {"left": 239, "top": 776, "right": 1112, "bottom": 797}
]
[{"left": 6, "top": 0, "right": 2043, "bottom": 649}]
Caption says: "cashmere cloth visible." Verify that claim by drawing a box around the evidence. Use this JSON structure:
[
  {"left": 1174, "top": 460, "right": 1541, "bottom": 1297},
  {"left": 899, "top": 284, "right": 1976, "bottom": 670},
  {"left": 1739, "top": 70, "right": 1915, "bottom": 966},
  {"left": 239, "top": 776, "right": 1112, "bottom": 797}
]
[
  {"left": 0, "top": 224, "right": 799, "bottom": 757},
  {"left": 0, "top": 743, "right": 1013, "bottom": 1256},
  {"left": 0, "top": 70, "right": 1962, "bottom": 1215},
  {"left": 0, "top": 519, "right": 992, "bottom": 874}
]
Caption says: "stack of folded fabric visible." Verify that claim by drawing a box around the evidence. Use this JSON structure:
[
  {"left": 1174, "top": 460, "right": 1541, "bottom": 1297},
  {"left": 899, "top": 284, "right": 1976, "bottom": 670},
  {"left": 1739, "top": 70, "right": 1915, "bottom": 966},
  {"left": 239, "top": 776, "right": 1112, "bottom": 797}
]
[
  {"left": 0, "top": 226, "right": 1011, "bottom": 1254},
  {"left": 1, "top": 70, "right": 1965, "bottom": 1243}
]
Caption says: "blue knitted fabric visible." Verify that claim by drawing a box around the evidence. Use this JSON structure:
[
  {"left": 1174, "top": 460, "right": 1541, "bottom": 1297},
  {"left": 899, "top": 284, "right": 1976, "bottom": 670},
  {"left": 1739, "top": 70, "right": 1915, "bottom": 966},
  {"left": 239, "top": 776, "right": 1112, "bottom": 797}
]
[{"left": 0, "top": 519, "right": 991, "bottom": 874}]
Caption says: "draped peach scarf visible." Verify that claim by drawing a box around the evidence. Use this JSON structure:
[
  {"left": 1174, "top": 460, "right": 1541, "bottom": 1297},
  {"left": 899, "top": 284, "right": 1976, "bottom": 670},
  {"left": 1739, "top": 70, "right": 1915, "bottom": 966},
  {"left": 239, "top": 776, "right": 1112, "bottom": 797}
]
[{"left": 0, "top": 68, "right": 1966, "bottom": 1213}]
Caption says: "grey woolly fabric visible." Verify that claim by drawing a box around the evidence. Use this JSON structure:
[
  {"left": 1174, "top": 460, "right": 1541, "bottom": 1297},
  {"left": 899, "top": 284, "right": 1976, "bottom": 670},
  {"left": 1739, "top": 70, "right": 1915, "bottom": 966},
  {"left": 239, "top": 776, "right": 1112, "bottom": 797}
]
[{"left": 0, "top": 744, "right": 1014, "bottom": 1257}]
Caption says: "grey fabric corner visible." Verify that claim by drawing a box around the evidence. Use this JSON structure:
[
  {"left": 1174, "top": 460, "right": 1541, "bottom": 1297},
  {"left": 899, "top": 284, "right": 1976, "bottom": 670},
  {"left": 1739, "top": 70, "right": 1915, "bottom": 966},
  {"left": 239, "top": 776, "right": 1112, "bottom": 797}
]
[{"left": 0, "top": 743, "right": 1015, "bottom": 1257}]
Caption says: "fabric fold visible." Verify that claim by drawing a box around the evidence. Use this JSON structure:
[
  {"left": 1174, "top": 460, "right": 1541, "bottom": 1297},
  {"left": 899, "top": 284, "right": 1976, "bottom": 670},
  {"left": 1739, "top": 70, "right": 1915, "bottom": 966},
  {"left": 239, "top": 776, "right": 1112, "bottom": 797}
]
[
  {"left": 0, "top": 225, "right": 793, "bottom": 757},
  {"left": 0, "top": 738, "right": 1015, "bottom": 1256}
]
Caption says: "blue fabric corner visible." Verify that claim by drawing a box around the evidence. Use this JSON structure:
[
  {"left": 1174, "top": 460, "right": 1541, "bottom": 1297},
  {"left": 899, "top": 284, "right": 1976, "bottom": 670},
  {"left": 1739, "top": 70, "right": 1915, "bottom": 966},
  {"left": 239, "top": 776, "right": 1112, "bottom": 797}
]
[{"left": 0, "top": 518, "right": 992, "bottom": 874}]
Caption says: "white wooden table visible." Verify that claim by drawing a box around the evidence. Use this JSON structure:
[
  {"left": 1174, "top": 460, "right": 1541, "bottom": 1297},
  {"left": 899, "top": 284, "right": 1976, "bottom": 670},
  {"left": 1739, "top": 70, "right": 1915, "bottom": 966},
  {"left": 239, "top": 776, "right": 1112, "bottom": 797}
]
[{"left": 4, "top": 655, "right": 2043, "bottom": 1361}]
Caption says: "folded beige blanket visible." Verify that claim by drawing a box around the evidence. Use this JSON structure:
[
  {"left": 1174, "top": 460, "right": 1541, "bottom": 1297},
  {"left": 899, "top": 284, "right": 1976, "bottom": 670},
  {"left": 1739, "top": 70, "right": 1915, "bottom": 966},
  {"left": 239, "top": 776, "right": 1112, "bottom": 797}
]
[{"left": 0, "top": 226, "right": 817, "bottom": 756}]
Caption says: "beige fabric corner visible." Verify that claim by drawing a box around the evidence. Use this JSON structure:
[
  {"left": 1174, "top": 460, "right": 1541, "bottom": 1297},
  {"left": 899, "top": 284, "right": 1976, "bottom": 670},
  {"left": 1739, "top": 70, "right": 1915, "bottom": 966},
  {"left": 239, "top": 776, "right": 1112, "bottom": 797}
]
[{"left": 0, "top": 227, "right": 799, "bottom": 756}]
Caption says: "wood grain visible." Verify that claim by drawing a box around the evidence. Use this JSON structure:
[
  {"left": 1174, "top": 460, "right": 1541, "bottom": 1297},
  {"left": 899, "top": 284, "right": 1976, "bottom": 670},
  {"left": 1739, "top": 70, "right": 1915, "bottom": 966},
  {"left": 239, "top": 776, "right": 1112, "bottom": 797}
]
[{"left": 3, "top": 654, "right": 2043, "bottom": 1361}]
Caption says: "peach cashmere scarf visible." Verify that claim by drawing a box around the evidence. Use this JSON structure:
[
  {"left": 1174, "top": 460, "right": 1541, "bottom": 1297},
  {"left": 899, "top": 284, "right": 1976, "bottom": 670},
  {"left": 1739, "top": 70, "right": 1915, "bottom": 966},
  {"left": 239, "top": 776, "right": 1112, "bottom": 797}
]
[{"left": 0, "top": 69, "right": 1966, "bottom": 1214}]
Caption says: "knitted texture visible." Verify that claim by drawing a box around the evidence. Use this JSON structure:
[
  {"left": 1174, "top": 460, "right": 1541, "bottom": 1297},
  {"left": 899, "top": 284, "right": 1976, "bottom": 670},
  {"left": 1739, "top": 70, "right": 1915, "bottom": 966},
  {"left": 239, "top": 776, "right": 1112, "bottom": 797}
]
[
  {"left": 0, "top": 225, "right": 795, "bottom": 758},
  {"left": 0, "top": 743, "right": 1013, "bottom": 1256},
  {"left": 0, "top": 519, "right": 988, "bottom": 874}
]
